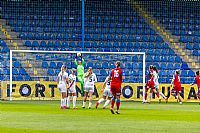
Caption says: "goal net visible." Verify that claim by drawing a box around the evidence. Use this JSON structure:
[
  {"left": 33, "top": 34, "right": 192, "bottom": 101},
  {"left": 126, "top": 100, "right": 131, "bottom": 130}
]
[{"left": 5, "top": 50, "right": 145, "bottom": 101}]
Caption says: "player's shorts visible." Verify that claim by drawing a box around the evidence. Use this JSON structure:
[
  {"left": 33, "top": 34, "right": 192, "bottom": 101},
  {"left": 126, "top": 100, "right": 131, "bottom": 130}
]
[
  {"left": 154, "top": 83, "right": 159, "bottom": 89},
  {"left": 58, "top": 84, "right": 67, "bottom": 93},
  {"left": 68, "top": 87, "right": 76, "bottom": 93},
  {"left": 84, "top": 86, "right": 94, "bottom": 92},
  {"left": 103, "top": 89, "right": 113, "bottom": 98},
  {"left": 146, "top": 81, "right": 155, "bottom": 89},
  {"left": 110, "top": 84, "right": 121, "bottom": 96},
  {"left": 174, "top": 85, "right": 182, "bottom": 93}
]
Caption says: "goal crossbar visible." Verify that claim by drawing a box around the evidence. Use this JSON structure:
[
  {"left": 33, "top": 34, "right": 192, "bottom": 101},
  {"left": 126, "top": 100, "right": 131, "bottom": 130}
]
[{"left": 9, "top": 50, "right": 146, "bottom": 101}]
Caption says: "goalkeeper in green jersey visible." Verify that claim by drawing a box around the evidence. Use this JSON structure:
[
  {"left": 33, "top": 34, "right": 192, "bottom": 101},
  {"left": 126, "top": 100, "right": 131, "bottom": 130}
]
[{"left": 75, "top": 53, "right": 85, "bottom": 96}]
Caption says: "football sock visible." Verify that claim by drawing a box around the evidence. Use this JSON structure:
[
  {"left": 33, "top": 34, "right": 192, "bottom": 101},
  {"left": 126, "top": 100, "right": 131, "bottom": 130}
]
[
  {"left": 67, "top": 96, "right": 71, "bottom": 107},
  {"left": 63, "top": 98, "right": 66, "bottom": 106},
  {"left": 73, "top": 96, "right": 77, "bottom": 107},
  {"left": 103, "top": 100, "right": 111, "bottom": 107},
  {"left": 111, "top": 99, "right": 115, "bottom": 109},
  {"left": 83, "top": 101, "right": 86, "bottom": 107},
  {"left": 159, "top": 92, "right": 166, "bottom": 99},
  {"left": 98, "top": 98, "right": 105, "bottom": 104},
  {"left": 116, "top": 99, "right": 120, "bottom": 110},
  {"left": 61, "top": 99, "right": 63, "bottom": 106},
  {"left": 156, "top": 92, "right": 160, "bottom": 98},
  {"left": 149, "top": 93, "right": 152, "bottom": 101},
  {"left": 89, "top": 102, "right": 92, "bottom": 107}
]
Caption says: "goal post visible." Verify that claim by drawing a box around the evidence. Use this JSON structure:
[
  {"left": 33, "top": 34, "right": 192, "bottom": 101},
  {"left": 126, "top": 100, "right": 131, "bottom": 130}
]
[{"left": 9, "top": 50, "right": 146, "bottom": 101}]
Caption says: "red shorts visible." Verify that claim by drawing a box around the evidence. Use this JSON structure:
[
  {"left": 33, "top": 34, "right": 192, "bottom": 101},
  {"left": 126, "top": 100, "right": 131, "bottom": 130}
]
[
  {"left": 146, "top": 81, "right": 155, "bottom": 89},
  {"left": 110, "top": 83, "right": 121, "bottom": 96},
  {"left": 174, "top": 85, "right": 182, "bottom": 93}
]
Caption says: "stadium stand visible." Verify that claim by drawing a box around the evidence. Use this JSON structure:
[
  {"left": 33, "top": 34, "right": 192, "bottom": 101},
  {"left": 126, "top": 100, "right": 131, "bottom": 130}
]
[{"left": 0, "top": 0, "right": 198, "bottom": 83}]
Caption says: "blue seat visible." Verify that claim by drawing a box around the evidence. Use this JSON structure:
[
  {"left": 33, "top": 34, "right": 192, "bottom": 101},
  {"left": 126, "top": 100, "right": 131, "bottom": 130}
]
[
  {"left": 32, "top": 41, "right": 39, "bottom": 47},
  {"left": 146, "top": 56, "right": 153, "bottom": 62},
  {"left": 175, "top": 56, "right": 182, "bottom": 62},
  {"left": 186, "top": 43, "right": 193, "bottom": 50},
  {"left": 19, "top": 68, "right": 27, "bottom": 75},
  {"left": 193, "top": 43, "right": 199, "bottom": 50},
  {"left": 174, "top": 63, "right": 181, "bottom": 69},
  {"left": 160, "top": 63, "right": 167, "bottom": 69},
  {"left": 13, "top": 61, "right": 21, "bottom": 68},
  {"left": 12, "top": 68, "right": 19, "bottom": 75},
  {"left": 181, "top": 70, "right": 188, "bottom": 77},
  {"left": 24, "top": 75, "right": 31, "bottom": 81},
  {"left": 57, "top": 62, "right": 63, "bottom": 68},
  {"left": 42, "top": 62, "right": 48, "bottom": 68},
  {"left": 159, "top": 78, "right": 166, "bottom": 83},
  {"left": 102, "top": 62, "right": 109, "bottom": 69},
  {"left": 62, "top": 41, "right": 68, "bottom": 48},
  {"left": 167, "top": 63, "right": 174, "bottom": 70},
  {"left": 93, "top": 69, "right": 100, "bottom": 76},
  {"left": 1, "top": 47, "right": 9, "bottom": 53},
  {"left": 100, "top": 69, "right": 107, "bottom": 76},
  {"left": 154, "top": 63, "right": 160, "bottom": 69},
  {"left": 47, "top": 69, "right": 55, "bottom": 76},
  {"left": 16, "top": 75, "right": 23, "bottom": 81},
  {"left": 188, "top": 70, "right": 195, "bottom": 77},
  {"left": 132, "top": 63, "right": 139, "bottom": 69},
  {"left": 49, "top": 62, "right": 57, "bottom": 69},
  {"left": 193, "top": 50, "right": 199, "bottom": 56},
  {"left": 95, "top": 62, "right": 102, "bottom": 69},
  {"left": 0, "top": 40, "right": 6, "bottom": 46},
  {"left": 25, "top": 40, "right": 32, "bottom": 47},
  {"left": 181, "top": 62, "right": 189, "bottom": 70},
  {"left": 87, "top": 62, "right": 93, "bottom": 68}
]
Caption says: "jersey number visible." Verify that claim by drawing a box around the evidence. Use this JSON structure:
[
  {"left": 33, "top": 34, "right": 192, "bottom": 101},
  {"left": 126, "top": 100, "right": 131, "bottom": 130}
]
[
  {"left": 114, "top": 70, "right": 119, "bottom": 77},
  {"left": 89, "top": 77, "right": 93, "bottom": 82}
]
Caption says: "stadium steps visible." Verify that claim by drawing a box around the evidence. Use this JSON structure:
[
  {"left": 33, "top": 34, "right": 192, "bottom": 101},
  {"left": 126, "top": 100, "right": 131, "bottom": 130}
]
[
  {"left": 131, "top": 0, "right": 199, "bottom": 71},
  {"left": 1, "top": 18, "right": 45, "bottom": 80}
]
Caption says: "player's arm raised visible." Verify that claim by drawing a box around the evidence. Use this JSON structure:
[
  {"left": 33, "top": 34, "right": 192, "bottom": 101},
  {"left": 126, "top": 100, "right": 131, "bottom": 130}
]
[{"left": 82, "top": 58, "right": 85, "bottom": 65}]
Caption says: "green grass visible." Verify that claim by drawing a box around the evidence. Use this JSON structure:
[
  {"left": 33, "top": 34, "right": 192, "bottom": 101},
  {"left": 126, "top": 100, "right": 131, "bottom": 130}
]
[{"left": 0, "top": 101, "right": 200, "bottom": 133}]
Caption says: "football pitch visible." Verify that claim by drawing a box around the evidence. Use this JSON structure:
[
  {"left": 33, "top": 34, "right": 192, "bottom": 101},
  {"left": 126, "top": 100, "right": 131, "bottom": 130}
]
[{"left": 0, "top": 101, "right": 200, "bottom": 133}]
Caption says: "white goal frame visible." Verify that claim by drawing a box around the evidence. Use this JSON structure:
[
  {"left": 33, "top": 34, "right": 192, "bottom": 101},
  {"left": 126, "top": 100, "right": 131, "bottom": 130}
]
[{"left": 10, "top": 50, "right": 146, "bottom": 101}]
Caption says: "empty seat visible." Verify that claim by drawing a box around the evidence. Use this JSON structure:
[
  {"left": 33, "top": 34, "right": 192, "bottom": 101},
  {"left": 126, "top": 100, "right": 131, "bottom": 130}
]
[
  {"left": 47, "top": 69, "right": 54, "bottom": 76},
  {"left": 42, "top": 62, "right": 48, "bottom": 68},
  {"left": 13, "top": 61, "right": 21, "bottom": 68}
]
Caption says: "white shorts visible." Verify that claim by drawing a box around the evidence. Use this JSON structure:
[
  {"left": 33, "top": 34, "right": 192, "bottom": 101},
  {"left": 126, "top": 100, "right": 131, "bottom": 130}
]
[
  {"left": 68, "top": 87, "right": 76, "bottom": 93},
  {"left": 154, "top": 84, "right": 159, "bottom": 89},
  {"left": 103, "top": 89, "right": 113, "bottom": 98},
  {"left": 84, "top": 86, "right": 94, "bottom": 92},
  {"left": 58, "top": 84, "right": 67, "bottom": 93}
]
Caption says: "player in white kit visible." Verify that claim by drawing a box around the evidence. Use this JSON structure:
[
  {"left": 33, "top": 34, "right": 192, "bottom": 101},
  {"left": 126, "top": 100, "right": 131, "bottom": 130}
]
[
  {"left": 67, "top": 68, "right": 77, "bottom": 109},
  {"left": 96, "top": 76, "right": 112, "bottom": 109},
  {"left": 149, "top": 66, "right": 168, "bottom": 103},
  {"left": 82, "top": 67, "right": 97, "bottom": 109},
  {"left": 57, "top": 65, "right": 69, "bottom": 109}
]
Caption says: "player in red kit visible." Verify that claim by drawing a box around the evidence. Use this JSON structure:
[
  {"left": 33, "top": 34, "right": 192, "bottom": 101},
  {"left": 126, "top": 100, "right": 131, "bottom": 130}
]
[
  {"left": 190, "top": 71, "right": 200, "bottom": 102},
  {"left": 171, "top": 69, "right": 182, "bottom": 104},
  {"left": 109, "top": 61, "right": 125, "bottom": 114}
]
